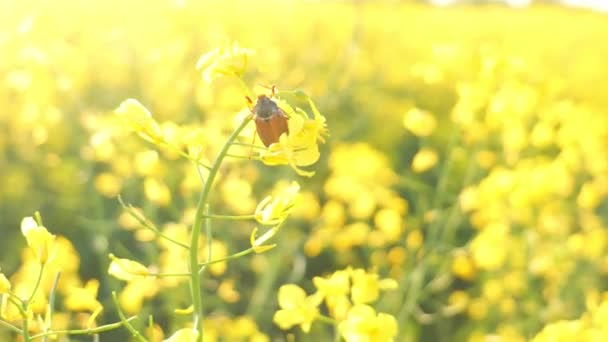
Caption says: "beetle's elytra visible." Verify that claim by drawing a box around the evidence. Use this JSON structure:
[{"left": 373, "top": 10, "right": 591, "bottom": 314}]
[{"left": 252, "top": 94, "right": 289, "bottom": 147}]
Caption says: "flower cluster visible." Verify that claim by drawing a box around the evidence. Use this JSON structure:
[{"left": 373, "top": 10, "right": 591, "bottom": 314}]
[{"left": 274, "top": 267, "right": 398, "bottom": 341}]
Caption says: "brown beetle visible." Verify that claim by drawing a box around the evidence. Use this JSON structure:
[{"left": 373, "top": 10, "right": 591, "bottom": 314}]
[{"left": 250, "top": 90, "right": 289, "bottom": 147}]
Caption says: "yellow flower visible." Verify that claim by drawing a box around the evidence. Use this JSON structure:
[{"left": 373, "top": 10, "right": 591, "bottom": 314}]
[
  {"left": 0, "top": 273, "right": 10, "bottom": 294},
  {"left": 249, "top": 225, "right": 281, "bottom": 254},
  {"left": 107, "top": 253, "right": 150, "bottom": 281},
  {"left": 259, "top": 100, "right": 328, "bottom": 177},
  {"left": 313, "top": 269, "right": 351, "bottom": 320},
  {"left": 196, "top": 42, "right": 253, "bottom": 83},
  {"left": 273, "top": 284, "right": 323, "bottom": 333},
  {"left": 115, "top": 99, "right": 164, "bottom": 143},
  {"left": 411, "top": 148, "right": 439, "bottom": 173},
  {"left": 164, "top": 328, "right": 199, "bottom": 342},
  {"left": 144, "top": 177, "right": 172, "bottom": 207},
  {"left": 254, "top": 182, "right": 300, "bottom": 225},
  {"left": 118, "top": 278, "right": 159, "bottom": 314},
  {"left": 338, "top": 305, "right": 398, "bottom": 342},
  {"left": 403, "top": 108, "right": 437, "bottom": 137},
  {"left": 64, "top": 279, "right": 103, "bottom": 313},
  {"left": 64, "top": 279, "right": 103, "bottom": 327},
  {"left": 350, "top": 268, "right": 398, "bottom": 305},
  {"left": 21, "top": 216, "right": 57, "bottom": 264}
]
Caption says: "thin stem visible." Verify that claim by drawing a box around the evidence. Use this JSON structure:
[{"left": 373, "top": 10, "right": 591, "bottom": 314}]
[
  {"left": 0, "top": 319, "right": 22, "bottom": 334},
  {"left": 30, "top": 317, "right": 138, "bottom": 339},
  {"left": 230, "top": 142, "right": 266, "bottom": 150},
  {"left": 43, "top": 272, "right": 61, "bottom": 342},
  {"left": 159, "top": 140, "right": 211, "bottom": 171},
  {"left": 118, "top": 196, "right": 189, "bottom": 249},
  {"left": 201, "top": 214, "right": 255, "bottom": 221},
  {"left": 150, "top": 272, "right": 191, "bottom": 278},
  {"left": 28, "top": 263, "right": 45, "bottom": 305},
  {"left": 233, "top": 73, "right": 254, "bottom": 100},
  {"left": 198, "top": 248, "right": 255, "bottom": 273},
  {"left": 22, "top": 313, "right": 29, "bottom": 342},
  {"left": 189, "top": 116, "right": 253, "bottom": 341},
  {"left": 225, "top": 153, "right": 259, "bottom": 160},
  {"left": 111, "top": 292, "right": 146, "bottom": 342}
]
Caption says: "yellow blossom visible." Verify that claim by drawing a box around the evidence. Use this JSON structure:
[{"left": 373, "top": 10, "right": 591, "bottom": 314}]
[
  {"left": 0, "top": 273, "right": 10, "bottom": 294},
  {"left": 108, "top": 253, "right": 150, "bottom": 281},
  {"left": 64, "top": 279, "right": 103, "bottom": 313},
  {"left": 273, "top": 284, "right": 323, "bottom": 333},
  {"left": 250, "top": 225, "right": 280, "bottom": 253},
  {"left": 350, "top": 268, "right": 398, "bottom": 305},
  {"left": 338, "top": 304, "right": 398, "bottom": 342},
  {"left": 144, "top": 177, "right": 172, "bottom": 206},
  {"left": 94, "top": 172, "right": 123, "bottom": 198},
  {"left": 259, "top": 100, "right": 328, "bottom": 177},
  {"left": 314, "top": 269, "right": 351, "bottom": 319},
  {"left": 21, "top": 216, "right": 57, "bottom": 264},
  {"left": 115, "top": 99, "right": 164, "bottom": 143},
  {"left": 411, "top": 148, "right": 439, "bottom": 173},
  {"left": 196, "top": 42, "right": 253, "bottom": 83},
  {"left": 254, "top": 182, "right": 300, "bottom": 225},
  {"left": 118, "top": 278, "right": 159, "bottom": 314},
  {"left": 403, "top": 107, "right": 437, "bottom": 137}
]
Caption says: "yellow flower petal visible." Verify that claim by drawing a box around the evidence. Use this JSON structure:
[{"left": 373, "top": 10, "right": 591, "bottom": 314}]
[{"left": 108, "top": 253, "right": 150, "bottom": 281}]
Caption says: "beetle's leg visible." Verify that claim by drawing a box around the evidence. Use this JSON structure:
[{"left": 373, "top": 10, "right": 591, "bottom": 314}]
[{"left": 248, "top": 130, "right": 258, "bottom": 160}]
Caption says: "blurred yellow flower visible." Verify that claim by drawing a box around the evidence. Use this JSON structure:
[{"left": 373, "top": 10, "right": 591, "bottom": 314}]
[
  {"left": 115, "top": 99, "right": 164, "bottom": 143},
  {"left": 411, "top": 148, "right": 439, "bottom": 173},
  {"left": 94, "top": 172, "right": 123, "bottom": 198},
  {"left": 164, "top": 328, "right": 199, "bottom": 342},
  {"left": 451, "top": 252, "right": 476, "bottom": 281},
  {"left": 403, "top": 108, "right": 437, "bottom": 137},
  {"left": 374, "top": 208, "right": 403, "bottom": 242},
  {"left": 338, "top": 304, "right": 398, "bottom": 342},
  {"left": 255, "top": 182, "right": 299, "bottom": 225},
  {"left": 21, "top": 216, "right": 57, "bottom": 264},
  {"left": 273, "top": 284, "right": 323, "bottom": 333},
  {"left": 118, "top": 278, "right": 159, "bottom": 314},
  {"left": 108, "top": 253, "right": 150, "bottom": 281},
  {"left": 0, "top": 273, "right": 10, "bottom": 294},
  {"left": 350, "top": 268, "right": 398, "bottom": 305},
  {"left": 196, "top": 42, "right": 253, "bottom": 83},
  {"left": 144, "top": 177, "right": 172, "bottom": 207},
  {"left": 64, "top": 279, "right": 102, "bottom": 313}
]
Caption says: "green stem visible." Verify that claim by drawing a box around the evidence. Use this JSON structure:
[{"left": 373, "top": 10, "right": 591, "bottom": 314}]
[
  {"left": 118, "top": 196, "right": 189, "bottom": 249},
  {"left": 230, "top": 142, "right": 266, "bottom": 150},
  {"left": 22, "top": 313, "right": 29, "bottom": 342},
  {"left": 198, "top": 248, "right": 255, "bottom": 273},
  {"left": 159, "top": 140, "right": 211, "bottom": 171},
  {"left": 151, "top": 272, "right": 191, "bottom": 278},
  {"left": 30, "top": 317, "right": 137, "bottom": 339},
  {"left": 225, "top": 153, "right": 259, "bottom": 160},
  {"left": 189, "top": 116, "right": 252, "bottom": 340},
  {"left": 28, "top": 263, "right": 45, "bottom": 305},
  {"left": 0, "top": 319, "right": 22, "bottom": 334},
  {"left": 111, "top": 292, "right": 146, "bottom": 342},
  {"left": 43, "top": 272, "right": 61, "bottom": 342},
  {"left": 201, "top": 214, "right": 255, "bottom": 221}
]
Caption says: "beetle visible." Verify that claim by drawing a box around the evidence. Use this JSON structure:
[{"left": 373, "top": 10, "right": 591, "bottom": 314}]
[{"left": 249, "top": 87, "right": 289, "bottom": 147}]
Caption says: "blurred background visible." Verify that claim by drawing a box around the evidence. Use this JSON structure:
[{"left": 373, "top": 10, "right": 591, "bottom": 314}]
[{"left": 1, "top": 0, "right": 607, "bottom": 340}]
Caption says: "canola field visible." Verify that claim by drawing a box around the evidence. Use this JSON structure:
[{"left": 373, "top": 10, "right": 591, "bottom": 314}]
[{"left": 1, "top": 1, "right": 608, "bottom": 341}]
